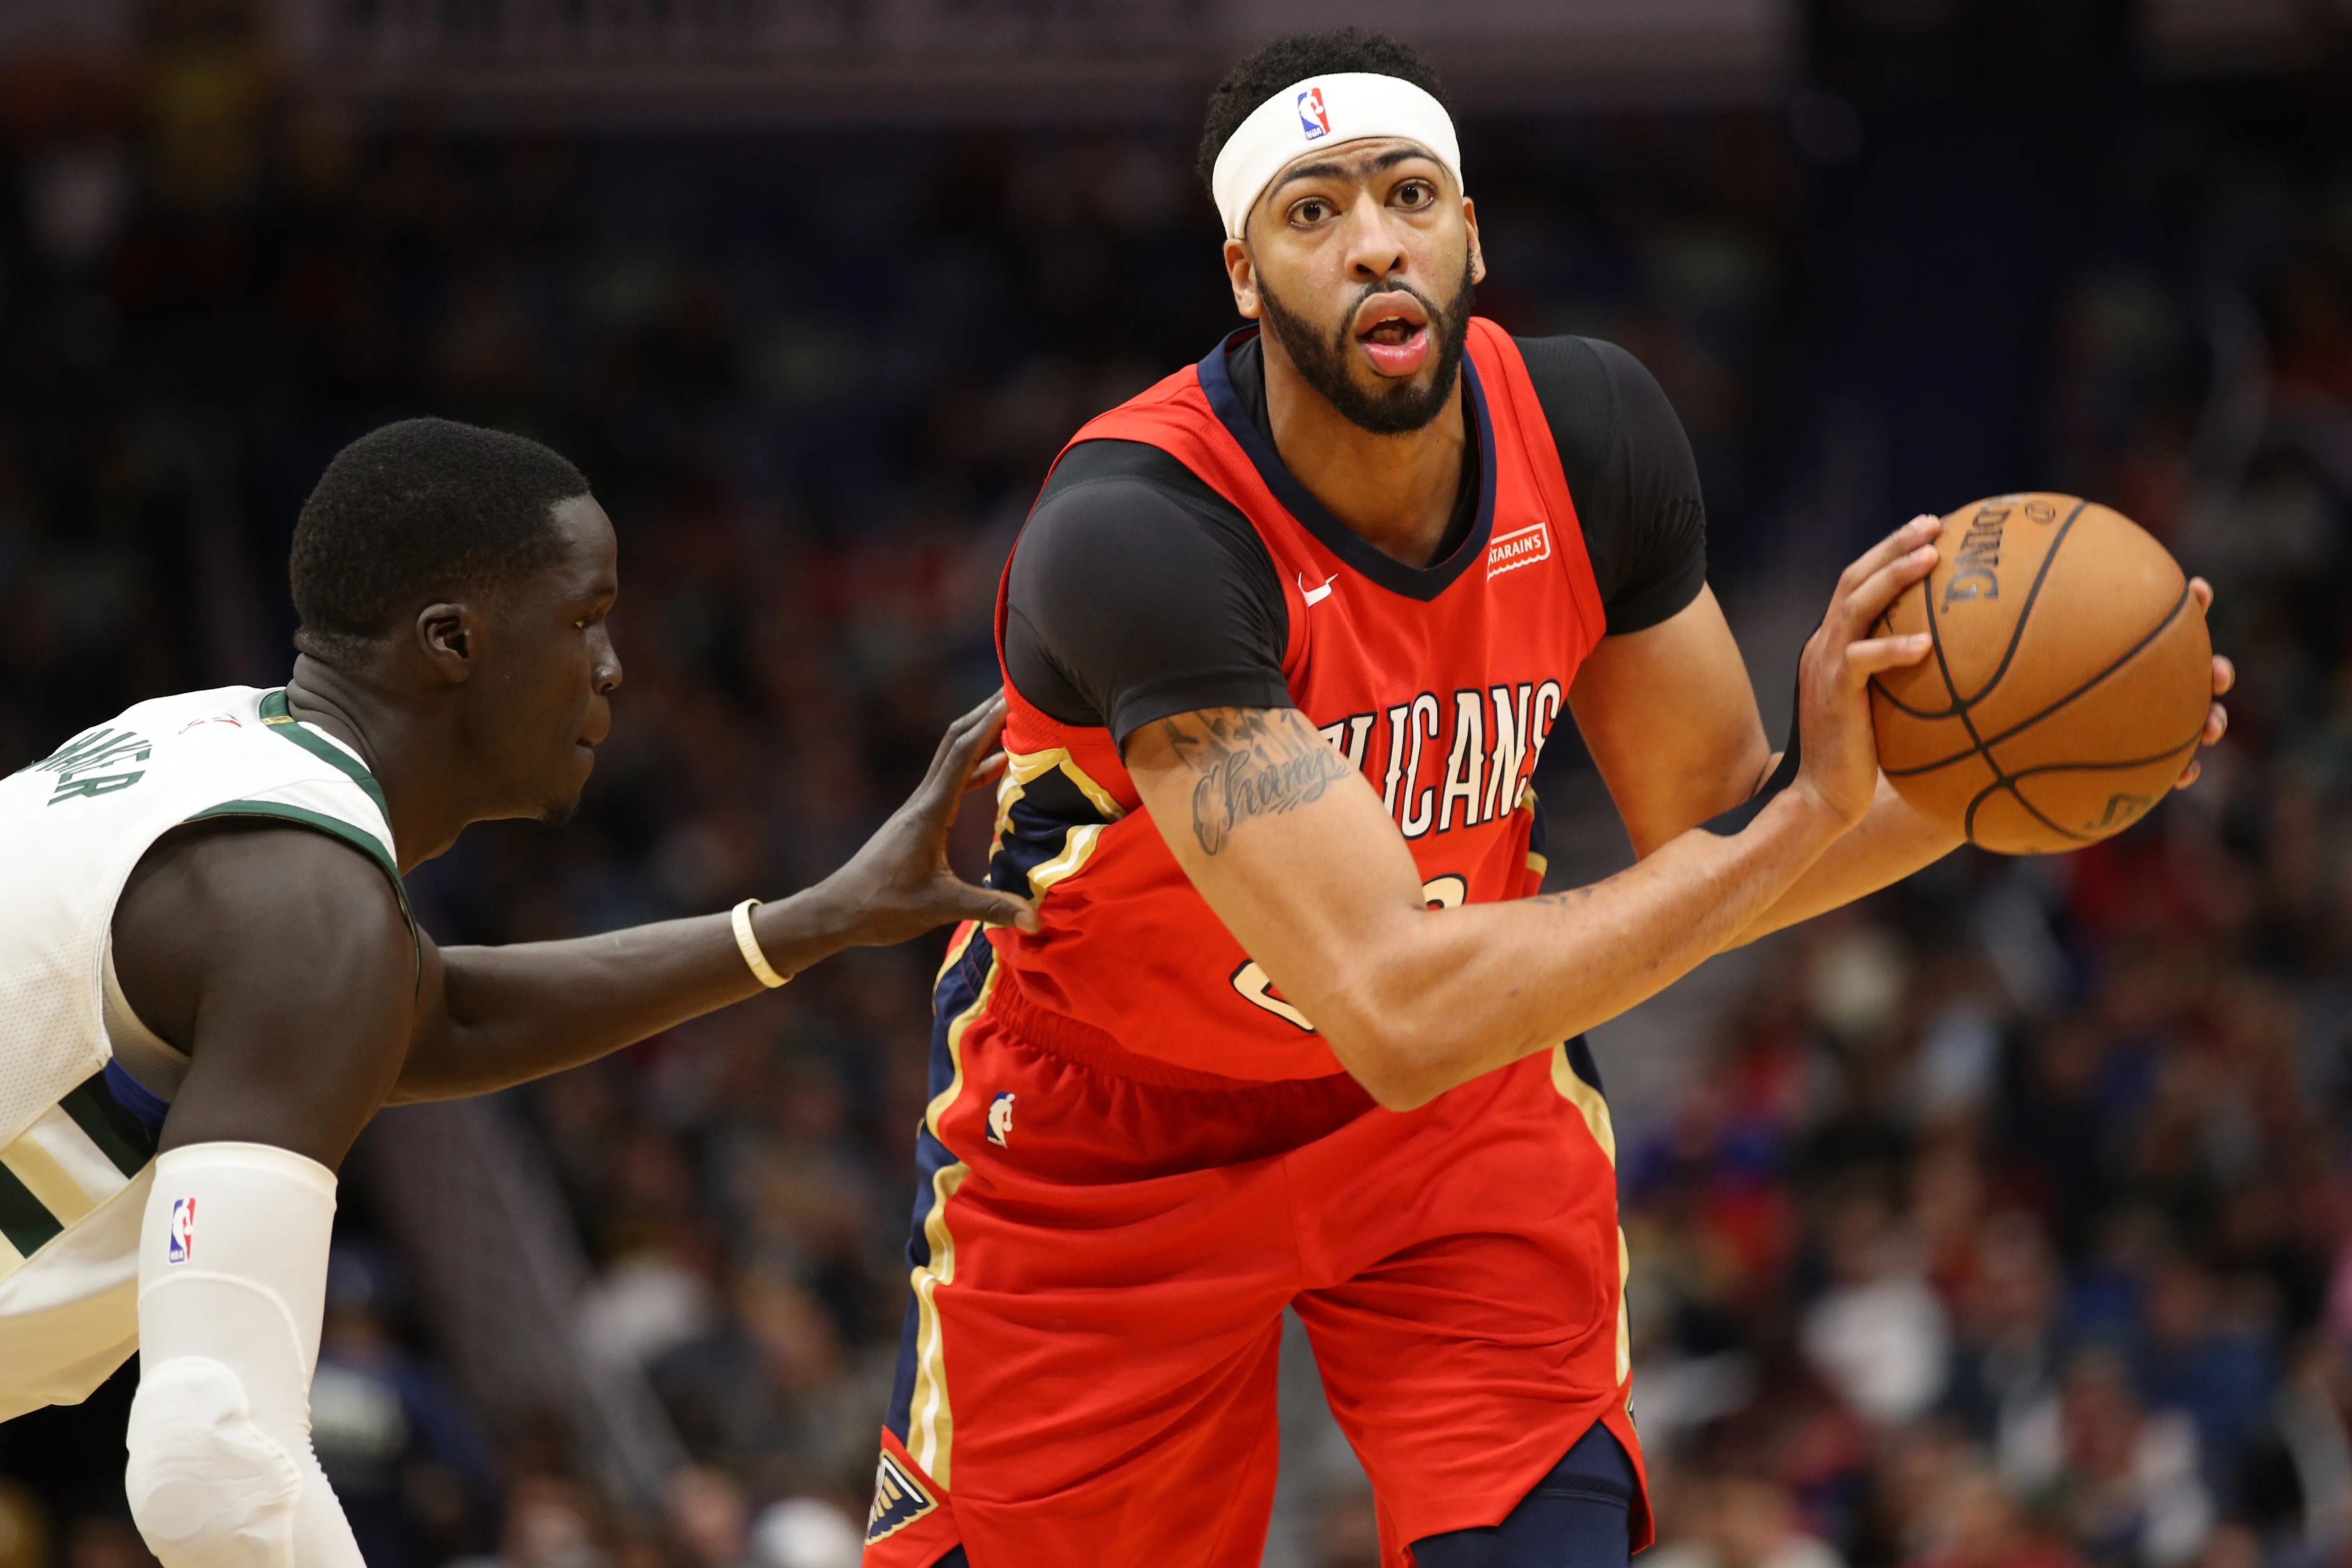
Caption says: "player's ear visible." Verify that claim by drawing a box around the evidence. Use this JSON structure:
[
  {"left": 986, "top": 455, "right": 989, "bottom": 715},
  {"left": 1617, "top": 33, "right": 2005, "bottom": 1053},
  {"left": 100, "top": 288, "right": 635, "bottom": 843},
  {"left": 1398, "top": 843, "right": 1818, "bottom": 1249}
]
[
  {"left": 413, "top": 602, "right": 478, "bottom": 684},
  {"left": 1225, "top": 236, "right": 1262, "bottom": 320},
  {"left": 1462, "top": 197, "right": 1486, "bottom": 288}
]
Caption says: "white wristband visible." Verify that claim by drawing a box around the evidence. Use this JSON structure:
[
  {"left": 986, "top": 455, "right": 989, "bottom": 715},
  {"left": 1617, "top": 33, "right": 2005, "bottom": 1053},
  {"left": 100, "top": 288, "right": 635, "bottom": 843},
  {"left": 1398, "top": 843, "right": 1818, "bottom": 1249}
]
[{"left": 731, "top": 898, "right": 788, "bottom": 988}]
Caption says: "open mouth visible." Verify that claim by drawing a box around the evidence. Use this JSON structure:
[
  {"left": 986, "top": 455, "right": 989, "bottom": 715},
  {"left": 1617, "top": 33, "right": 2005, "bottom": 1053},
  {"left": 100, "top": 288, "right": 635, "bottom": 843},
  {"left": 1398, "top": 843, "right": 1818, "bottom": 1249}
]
[{"left": 1354, "top": 293, "right": 1432, "bottom": 377}]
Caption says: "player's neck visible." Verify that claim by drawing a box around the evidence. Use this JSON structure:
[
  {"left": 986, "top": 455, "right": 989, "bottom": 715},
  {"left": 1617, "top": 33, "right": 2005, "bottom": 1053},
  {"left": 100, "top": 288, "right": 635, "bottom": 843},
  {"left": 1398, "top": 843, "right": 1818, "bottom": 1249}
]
[
  {"left": 284, "top": 655, "right": 476, "bottom": 873},
  {"left": 1262, "top": 346, "right": 1467, "bottom": 570}
]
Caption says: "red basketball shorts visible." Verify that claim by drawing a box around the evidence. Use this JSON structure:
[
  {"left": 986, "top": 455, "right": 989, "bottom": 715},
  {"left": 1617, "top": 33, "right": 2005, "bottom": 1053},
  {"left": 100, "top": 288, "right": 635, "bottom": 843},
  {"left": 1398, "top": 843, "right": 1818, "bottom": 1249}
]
[{"left": 862, "top": 927, "right": 1649, "bottom": 1568}]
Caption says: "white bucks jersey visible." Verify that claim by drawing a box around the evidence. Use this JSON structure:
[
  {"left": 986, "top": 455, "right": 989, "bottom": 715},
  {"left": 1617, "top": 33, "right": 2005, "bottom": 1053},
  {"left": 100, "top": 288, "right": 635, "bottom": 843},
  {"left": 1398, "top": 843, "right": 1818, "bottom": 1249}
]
[{"left": 0, "top": 685, "right": 411, "bottom": 1418}]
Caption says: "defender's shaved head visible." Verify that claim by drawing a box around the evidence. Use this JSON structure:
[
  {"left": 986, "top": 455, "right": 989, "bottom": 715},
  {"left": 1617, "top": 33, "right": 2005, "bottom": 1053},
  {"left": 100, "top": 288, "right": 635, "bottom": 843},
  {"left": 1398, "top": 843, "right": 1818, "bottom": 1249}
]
[{"left": 290, "top": 417, "right": 590, "bottom": 665}]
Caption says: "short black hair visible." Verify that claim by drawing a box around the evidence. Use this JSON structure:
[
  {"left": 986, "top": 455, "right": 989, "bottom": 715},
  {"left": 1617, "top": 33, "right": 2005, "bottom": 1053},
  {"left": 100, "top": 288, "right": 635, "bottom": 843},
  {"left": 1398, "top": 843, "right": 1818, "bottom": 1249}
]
[
  {"left": 290, "top": 416, "right": 590, "bottom": 664},
  {"left": 1196, "top": 28, "right": 1452, "bottom": 193}
]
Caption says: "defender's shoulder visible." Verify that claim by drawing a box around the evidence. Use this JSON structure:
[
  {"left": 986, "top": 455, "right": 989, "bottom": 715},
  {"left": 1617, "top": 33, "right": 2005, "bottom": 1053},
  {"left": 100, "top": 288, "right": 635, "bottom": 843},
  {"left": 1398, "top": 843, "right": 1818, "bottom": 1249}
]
[{"left": 114, "top": 819, "right": 417, "bottom": 1041}]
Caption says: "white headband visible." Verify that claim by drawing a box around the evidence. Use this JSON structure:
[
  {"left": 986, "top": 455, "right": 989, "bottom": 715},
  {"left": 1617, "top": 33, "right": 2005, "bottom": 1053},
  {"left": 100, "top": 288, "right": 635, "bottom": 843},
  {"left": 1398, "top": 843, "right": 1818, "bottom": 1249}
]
[{"left": 1210, "top": 72, "right": 1464, "bottom": 241}]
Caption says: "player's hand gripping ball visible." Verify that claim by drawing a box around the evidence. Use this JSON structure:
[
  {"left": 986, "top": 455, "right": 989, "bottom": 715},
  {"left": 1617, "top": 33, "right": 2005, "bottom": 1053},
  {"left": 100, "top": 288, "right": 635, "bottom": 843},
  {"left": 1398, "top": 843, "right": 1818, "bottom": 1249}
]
[{"left": 1868, "top": 493, "right": 2214, "bottom": 854}]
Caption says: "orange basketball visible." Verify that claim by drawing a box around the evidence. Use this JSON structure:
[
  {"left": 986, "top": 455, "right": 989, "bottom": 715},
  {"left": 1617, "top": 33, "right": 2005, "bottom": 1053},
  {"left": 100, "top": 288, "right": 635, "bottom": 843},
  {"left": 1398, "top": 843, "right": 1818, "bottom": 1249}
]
[{"left": 1868, "top": 493, "right": 2211, "bottom": 854}]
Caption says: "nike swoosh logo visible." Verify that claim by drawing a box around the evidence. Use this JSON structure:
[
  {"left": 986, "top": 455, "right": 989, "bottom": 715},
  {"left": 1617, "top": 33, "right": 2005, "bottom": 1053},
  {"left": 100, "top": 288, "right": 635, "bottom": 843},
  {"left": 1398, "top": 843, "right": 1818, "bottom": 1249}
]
[{"left": 1300, "top": 572, "right": 1337, "bottom": 607}]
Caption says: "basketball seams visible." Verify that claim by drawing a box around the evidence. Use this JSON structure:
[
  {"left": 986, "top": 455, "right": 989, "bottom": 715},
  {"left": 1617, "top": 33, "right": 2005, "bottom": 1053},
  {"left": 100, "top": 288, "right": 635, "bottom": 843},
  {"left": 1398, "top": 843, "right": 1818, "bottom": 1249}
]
[
  {"left": 1884, "top": 743, "right": 1984, "bottom": 779},
  {"left": 1866, "top": 498, "right": 2088, "bottom": 723},
  {"left": 1881, "top": 501, "right": 2199, "bottom": 852},
  {"left": 1882, "top": 580, "right": 2193, "bottom": 779},
  {"left": 1967, "top": 579, "right": 2191, "bottom": 756},
  {"left": 1997, "top": 730, "right": 2204, "bottom": 785},
  {"left": 1954, "top": 498, "right": 2090, "bottom": 710},
  {"left": 1962, "top": 724, "right": 2203, "bottom": 847},
  {"left": 1871, "top": 676, "right": 1962, "bottom": 722},
  {"left": 1919, "top": 561, "right": 1994, "bottom": 844},
  {"left": 1969, "top": 781, "right": 2091, "bottom": 846},
  {"left": 1871, "top": 604, "right": 1962, "bottom": 721}
]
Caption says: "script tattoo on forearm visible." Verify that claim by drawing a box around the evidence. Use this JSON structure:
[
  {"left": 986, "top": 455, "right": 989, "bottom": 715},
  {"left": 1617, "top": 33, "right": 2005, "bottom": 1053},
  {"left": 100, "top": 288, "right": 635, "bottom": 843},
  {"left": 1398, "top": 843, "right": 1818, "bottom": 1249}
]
[{"left": 1157, "top": 708, "right": 1353, "bottom": 855}]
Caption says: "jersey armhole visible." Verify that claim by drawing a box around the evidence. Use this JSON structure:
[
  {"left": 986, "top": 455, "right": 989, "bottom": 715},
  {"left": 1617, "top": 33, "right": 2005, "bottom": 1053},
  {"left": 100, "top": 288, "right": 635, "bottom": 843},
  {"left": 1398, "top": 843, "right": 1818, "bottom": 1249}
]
[
  {"left": 179, "top": 801, "right": 422, "bottom": 985},
  {"left": 1476, "top": 323, "right": 1608, "bottom": 657}
]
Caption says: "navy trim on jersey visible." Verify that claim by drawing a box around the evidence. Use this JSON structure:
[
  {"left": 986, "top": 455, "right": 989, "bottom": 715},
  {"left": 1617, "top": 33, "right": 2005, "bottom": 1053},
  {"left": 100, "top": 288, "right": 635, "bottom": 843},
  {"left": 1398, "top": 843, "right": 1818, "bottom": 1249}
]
[
  {"left": 986, "top": 771, "right": 1113, "bottom": 901},
  {"left": 1197, "top": 328, "right": 1499, "bottom": 604},
  {"left": 1561, "top": 1035, "right": 1606, "bottom": 1099},
  {"left": 886, "top": 937, "right": 996, "bottom": 1445},
  {"left": 102, "top": 1058, "right": 171, "bottom": 1133}
]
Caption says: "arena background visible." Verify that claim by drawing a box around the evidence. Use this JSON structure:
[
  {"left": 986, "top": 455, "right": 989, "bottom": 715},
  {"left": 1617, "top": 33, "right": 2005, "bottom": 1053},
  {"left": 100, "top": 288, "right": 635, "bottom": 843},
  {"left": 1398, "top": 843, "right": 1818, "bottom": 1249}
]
[{"left": 2, "top": 0, "right": 2350, "bottom": 1564}]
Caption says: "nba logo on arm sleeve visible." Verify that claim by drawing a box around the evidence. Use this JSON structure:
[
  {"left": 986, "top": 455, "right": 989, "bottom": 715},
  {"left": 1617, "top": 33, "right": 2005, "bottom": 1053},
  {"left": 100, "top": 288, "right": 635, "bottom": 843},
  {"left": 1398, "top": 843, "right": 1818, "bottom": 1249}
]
[
  {"left": 1298, "top": 86, "right": 1331, "bottom": 140},
  {"left": 166, "top": 1197, "right": 195, "bottom": 1264}
]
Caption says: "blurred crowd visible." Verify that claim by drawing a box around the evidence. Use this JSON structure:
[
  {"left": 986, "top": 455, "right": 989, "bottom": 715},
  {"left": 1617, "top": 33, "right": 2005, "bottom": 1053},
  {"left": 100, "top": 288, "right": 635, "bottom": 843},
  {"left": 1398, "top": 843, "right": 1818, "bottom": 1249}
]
[
  {"left": 1625, "top": 87, "right": 2352, "bottom": 1568},
  {"left": 3, "top": 2, "right": 2352, "bottom": 1567}
]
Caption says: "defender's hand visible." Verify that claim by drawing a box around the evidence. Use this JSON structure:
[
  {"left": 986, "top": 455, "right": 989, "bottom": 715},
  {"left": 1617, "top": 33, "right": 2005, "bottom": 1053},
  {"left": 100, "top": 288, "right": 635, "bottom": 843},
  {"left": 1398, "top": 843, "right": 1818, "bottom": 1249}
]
[
  {"left": 2174, "top": 577, "right": 2234, "bottom": 791},
  {"left": 811, "top": 693, "right": 1041, "bottom": 946},
  {"left": 1792, "top": 516, "right": 1940, "bottom": 829}
]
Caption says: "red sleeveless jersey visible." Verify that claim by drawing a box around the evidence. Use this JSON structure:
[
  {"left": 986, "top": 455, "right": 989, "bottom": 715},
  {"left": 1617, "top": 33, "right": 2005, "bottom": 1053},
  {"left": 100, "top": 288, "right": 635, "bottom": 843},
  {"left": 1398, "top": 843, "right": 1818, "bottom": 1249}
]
[{"left": 985, "top": 318, "right": 1609, "bottom": 1082}]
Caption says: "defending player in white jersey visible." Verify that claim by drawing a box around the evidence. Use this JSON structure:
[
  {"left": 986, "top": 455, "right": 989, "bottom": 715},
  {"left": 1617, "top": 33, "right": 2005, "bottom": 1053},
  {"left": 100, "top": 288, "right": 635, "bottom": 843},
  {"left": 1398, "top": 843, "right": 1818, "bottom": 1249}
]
[{"left": 0, "top": 416, "right": 1037, "bottom": 1567}]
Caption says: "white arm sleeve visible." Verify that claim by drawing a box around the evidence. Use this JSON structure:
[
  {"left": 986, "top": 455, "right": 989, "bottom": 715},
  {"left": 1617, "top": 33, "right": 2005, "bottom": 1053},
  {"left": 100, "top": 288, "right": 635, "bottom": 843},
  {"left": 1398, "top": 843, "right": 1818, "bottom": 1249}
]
[{"left": 126, "top": 1142, "right": 365, "bottom": 1568}]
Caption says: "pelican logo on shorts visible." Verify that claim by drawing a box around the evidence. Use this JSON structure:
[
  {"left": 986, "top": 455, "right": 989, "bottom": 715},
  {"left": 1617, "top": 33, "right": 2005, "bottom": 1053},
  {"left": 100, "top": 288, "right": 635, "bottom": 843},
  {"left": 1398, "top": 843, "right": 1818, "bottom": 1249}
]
[
  {"left": 166, "top": 1198, "right": 195, "bottom": 1265},
  {"left": 1487, "top": 521, "right": 1552, "bottom": 579},
  {"left": 987, "top": 1091, "right": 1015, "bottom": 1147},
  {"left": 1298, "top": 86, "right": 1331, "bottom": 141},
  {"left": 867, "top": 1449, "right": 938, "bottom": 1543}
]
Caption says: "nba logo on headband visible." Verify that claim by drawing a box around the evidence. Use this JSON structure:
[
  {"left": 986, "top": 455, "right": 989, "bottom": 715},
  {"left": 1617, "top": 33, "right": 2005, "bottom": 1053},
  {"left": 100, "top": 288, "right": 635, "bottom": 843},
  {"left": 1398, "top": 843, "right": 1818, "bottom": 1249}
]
[
  {"left": 1213, "top": 72, "right": 1464, "bottom": 239},
  {"left": 1297, "top": 86, "right": 1331, "bottom": 141}
]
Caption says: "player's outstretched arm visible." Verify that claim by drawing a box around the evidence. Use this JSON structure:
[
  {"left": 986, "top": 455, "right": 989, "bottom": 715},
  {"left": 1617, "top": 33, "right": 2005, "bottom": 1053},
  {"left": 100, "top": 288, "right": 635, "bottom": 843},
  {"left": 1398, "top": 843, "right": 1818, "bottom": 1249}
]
[
  {"left": 1124, "top": 519, "right": 1943, "bottom": 1112},
  {"left": 1568, "top": 546, "right": 2236, "bottom": 950},
  {"left": 390, "top": 693, "right": 1038, "bottom": 1102},
  {"left": 1566, "top": 568, "right": 1965, "bottom": 941},
  {"left": 1724, "top": 576, "right": 2230, "bottom": 943}
]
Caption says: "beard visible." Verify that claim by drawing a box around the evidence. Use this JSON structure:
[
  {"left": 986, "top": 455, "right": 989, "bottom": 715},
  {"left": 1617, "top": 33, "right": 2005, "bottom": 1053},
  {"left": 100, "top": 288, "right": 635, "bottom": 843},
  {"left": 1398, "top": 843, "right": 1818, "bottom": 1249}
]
[{"left": 1257, "top": 254, "right": 1477, "bottom": 436}]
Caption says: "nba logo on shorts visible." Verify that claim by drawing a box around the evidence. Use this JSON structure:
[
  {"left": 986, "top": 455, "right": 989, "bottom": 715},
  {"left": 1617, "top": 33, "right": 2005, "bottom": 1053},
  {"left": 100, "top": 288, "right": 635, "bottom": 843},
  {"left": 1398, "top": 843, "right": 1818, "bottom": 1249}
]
[
  {"left": 1297, "top": 87, "right": 1331, "bottom": 141},
  {"left": 166, "top": 1198, "right": 195, "bottom": 1265},
  {"left": 987, "top": 1091, "right": 1015, "bottom": 1147}
]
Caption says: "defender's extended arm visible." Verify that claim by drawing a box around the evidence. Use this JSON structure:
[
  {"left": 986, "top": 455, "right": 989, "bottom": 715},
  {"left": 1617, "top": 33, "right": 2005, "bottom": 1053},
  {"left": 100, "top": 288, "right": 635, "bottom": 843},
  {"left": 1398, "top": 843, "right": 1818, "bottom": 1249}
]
[
  {"left": 108, "top": 697, "right": 1037, "bottom": 1566},
  {"left": 391, "top": 693, "right": 1038, "bottom": 1101}
]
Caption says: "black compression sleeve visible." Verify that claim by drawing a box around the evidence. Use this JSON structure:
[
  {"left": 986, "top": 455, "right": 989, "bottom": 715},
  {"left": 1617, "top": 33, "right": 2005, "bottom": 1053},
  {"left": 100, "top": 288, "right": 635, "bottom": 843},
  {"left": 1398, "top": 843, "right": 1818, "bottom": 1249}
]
[
  {"left": 1515, "top": 336, "right": 1709, "bottom": 635},
  {"left": 1003, "top": 441, "right": 1292, "bottom": 745},
  {"left": 1701, "top": 681, "right": 1803, "bottom": 836}
]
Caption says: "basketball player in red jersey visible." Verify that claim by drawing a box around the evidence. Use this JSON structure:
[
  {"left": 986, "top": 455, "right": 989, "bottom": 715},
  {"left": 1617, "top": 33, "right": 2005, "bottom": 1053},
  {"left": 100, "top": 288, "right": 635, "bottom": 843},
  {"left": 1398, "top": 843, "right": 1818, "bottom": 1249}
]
[{"left": 862, "top": 28, "right": 2234, "bottom": 1568}]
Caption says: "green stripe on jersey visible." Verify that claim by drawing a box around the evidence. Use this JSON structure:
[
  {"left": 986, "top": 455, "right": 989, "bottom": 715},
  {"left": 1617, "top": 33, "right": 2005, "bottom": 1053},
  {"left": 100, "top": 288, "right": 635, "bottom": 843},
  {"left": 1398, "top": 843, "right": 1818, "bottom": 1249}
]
[
  {"left": 58, "top": 1078, "right": 157, "bottom": 1179},
  {"left": 256, "top": 689, "right": 393, "bottom": 823},
  {"left": 0, "top": 1163, "right": 63, "bottom": 1258}
]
